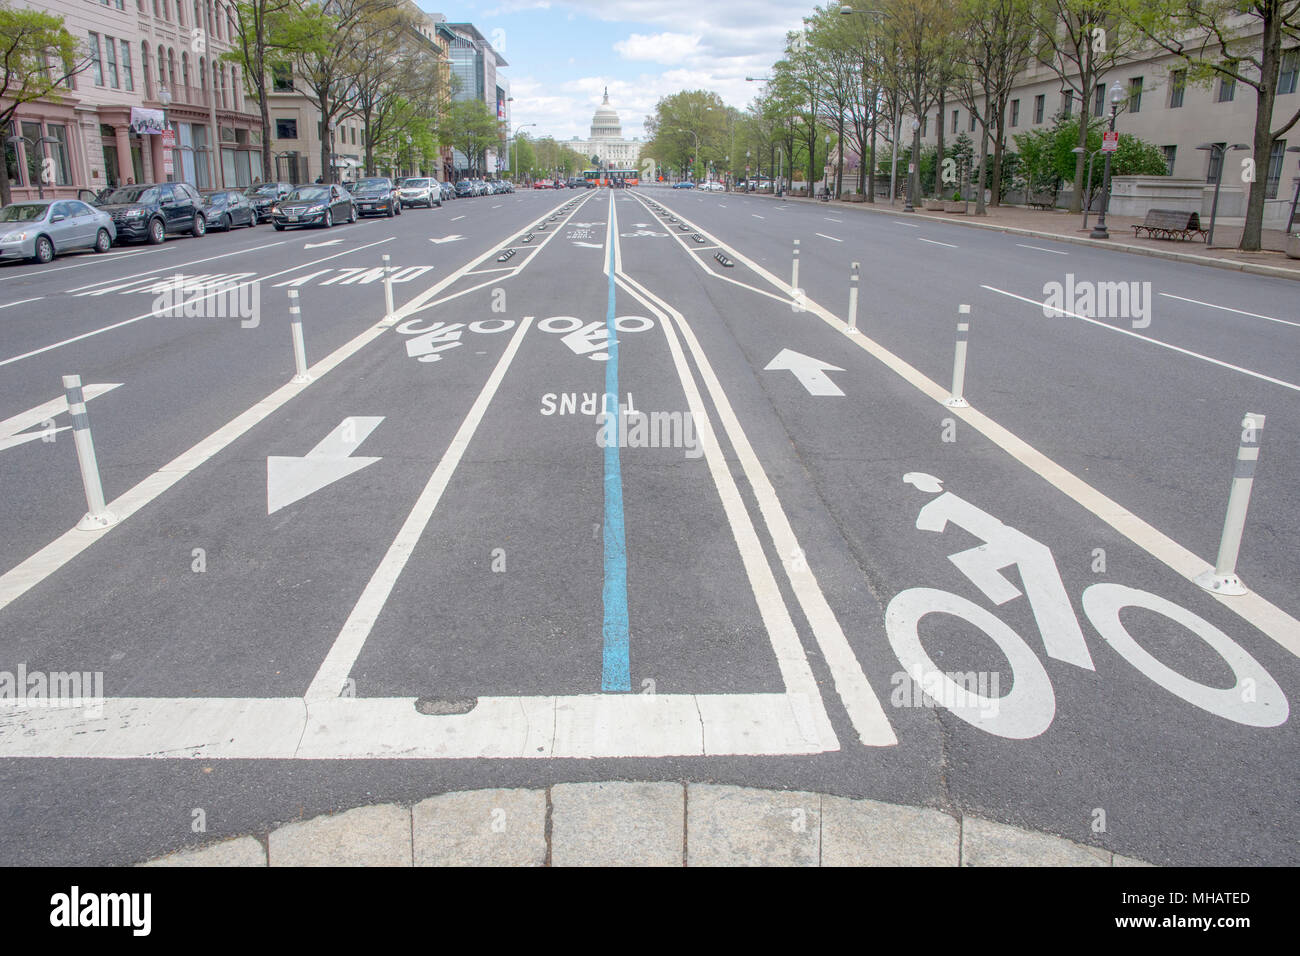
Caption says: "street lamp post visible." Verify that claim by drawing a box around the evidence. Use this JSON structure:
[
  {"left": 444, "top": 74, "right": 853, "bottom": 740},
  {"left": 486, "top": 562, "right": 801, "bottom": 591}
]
[
  {"left": 157, "top": 84, "right": 173, "bottom": 183},
  {"left": 328, "top": 118, "right": 337, "bottom": 184},
  {"left": 904, "top": 117, "right": 920, "bottom": 212},
  {"left": 823, "top": 133, "right": 832, "bottom": 200},
  {"left": 1089, "top": 81, "right": 1125, "bottom": 240},
  {"left": 1196, "top": 142, "right": 1251, "bottom": 247},
  {"left": 1071, "top": 145, "right": 1102, "bottom": 230},
  {"left": 673, "top": 127, "right": 700, "bottom": 181},
  {"left": 405, "top": 133, "right": 413, "bottom": 176}
]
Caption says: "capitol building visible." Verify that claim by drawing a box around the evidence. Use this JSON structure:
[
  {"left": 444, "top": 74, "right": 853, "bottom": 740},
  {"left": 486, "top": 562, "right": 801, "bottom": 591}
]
[{"left": 568, "top": 90, "right": 642, "bottom": 169}]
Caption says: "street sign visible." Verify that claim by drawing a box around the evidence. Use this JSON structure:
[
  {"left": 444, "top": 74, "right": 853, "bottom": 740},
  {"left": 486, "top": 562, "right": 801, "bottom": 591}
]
[{"left": 1102, "top": 131, "right": 1119, "bottom": 153}]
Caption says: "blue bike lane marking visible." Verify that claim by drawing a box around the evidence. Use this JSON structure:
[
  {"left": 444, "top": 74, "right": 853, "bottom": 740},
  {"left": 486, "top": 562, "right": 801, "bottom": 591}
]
[{"left": 601, "top": 191, "right": 631, "bottom": 692}]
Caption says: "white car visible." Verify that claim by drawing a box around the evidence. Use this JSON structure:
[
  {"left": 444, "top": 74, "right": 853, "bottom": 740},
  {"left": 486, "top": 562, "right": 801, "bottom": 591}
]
[{"left": 699, "top": 181, "right": 725, "bottom": 192}]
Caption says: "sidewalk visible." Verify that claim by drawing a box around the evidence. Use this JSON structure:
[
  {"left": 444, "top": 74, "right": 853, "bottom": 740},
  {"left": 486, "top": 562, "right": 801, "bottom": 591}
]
[
  {"left": 750, "top": 191, "right": 1300, "bottom": 280},
  {"left": 141, "top": 783, "right": 1153, "bottom": 867}
]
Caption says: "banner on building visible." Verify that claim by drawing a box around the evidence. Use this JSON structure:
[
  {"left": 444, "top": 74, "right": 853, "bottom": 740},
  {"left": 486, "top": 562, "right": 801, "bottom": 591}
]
[{"left": 130, "top": 108, "right": 167, "bottom": 135}]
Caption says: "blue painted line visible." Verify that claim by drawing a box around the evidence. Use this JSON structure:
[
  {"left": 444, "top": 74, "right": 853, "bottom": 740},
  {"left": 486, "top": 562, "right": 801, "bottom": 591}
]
[{"left": 601, "top": 213, "right": 631, "bottom": 692}]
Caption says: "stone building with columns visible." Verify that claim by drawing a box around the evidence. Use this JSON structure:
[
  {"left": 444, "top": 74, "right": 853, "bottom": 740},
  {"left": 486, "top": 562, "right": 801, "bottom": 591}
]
[
  {"left": 2, "top": 0, "right": 264, "bottom": 202},
  {"left": 567, "top": 90, "right": 643, "bottom": 170}
]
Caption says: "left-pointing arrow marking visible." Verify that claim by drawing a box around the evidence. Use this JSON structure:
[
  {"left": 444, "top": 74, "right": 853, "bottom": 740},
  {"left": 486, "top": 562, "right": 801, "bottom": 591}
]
[
  {"left": 764, "top": 349, "right": 845, "bottom": 396},
  {"left": 267, "top": 416, "right": 383, "bottom": 514},
  {"left": 0, "top": 383, "right": 121, "bottom": 452},
  {"left": 303, "top": 239, "right": 343, "bottom": 248},
  {"left": 429, "top": 234, "right": 464, "bottom": 244}
]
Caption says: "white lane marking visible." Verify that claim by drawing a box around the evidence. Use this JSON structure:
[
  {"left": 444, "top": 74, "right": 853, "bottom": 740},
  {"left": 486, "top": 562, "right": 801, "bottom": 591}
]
[
  {"left": 0, "top": 383, "right": 120, "bottom": 452},
  {"left": 450, "top": 215, "right": 465, "bottom": 221},
  {"left": 917, "top": 237, "right": 956, "bottom": 248},
  {"left": 492, "top": 204, "right": 502, "bottom": 208},
  {"left": 266, "top": 416, "right": 384, "bottom": 514},
  {"left": 984, "top": 285, "right": 1300, "bottom": 393},
  {"left": 0, "top": 249, "right": 153, "bottom": 283},
  {"left": 64, "top": 239, "right": 288, "bottom": 293},
  {"left": 303, "top": 239, "right": 343, "bottom": 249},
  {"left": 0, "top": 296, "right": 43, "bottom": 311},
  {"left": 1016, "top": 243, "right": 1068, "bottom": 255},
  {"left": 0, "top": 195, "right": 581, "bottom": 614},
  {"left": 618, "top": 268, "right": 896, "bottom": 747},
  {"left": 893, "top": 221, "right": 919, "bottom": 228},
  {"left": 765, "top": 348, "right": 845, "bottom": 395},
  {"left": 815, "top": 233, "right": 842, "bottom": 242},
  {"left": 824, "top": 217, "right": 842, "bottom": 222},
  {"left": 651, "top": 196, "right": 1300, "bottom": 660},
  {"left": 0, "top": 237, "right": 394, "bottom": 368},
  {"left": 752, "top": 214, "right": 765, "bottom": 219},
  {"left": 305, "top": 317, "right": 534, "bottom": 701},
  {"left": 1159, "top": 292, "right": 1300, "bottom": 330}
]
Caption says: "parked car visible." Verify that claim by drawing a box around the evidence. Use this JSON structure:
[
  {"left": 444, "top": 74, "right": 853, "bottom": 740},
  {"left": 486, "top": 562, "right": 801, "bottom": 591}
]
[
  {"left": 454, "top": 179, "right": 476, "bottom": 198},
  {"left": 672, "top": 180, "right": 695, "bottom": 189},
  {"left": 244, "top": 181, "right": 293, "bottom": 222},
  {"left": 0, "top": 199, "right": 116, "bottom": 264},
  {"left": 438, "top": 181, "right": 456, "bottom": 202},
  {"left": 398, "top": 177, "right": 442, "bottom": 208},
  {"left": 95, "top": 181, "right": 208, "bottom": 243},
  {"left": 269, "top": 184, "right": 356, "bottom": 230},
  {"left": 532, "top": 179, "right": 552, "bottom": 189},
  {"left": 201, "top": 189, "right": 257, "bottom": 230},
  {"left": 697, "top": 181, "right": 724, "bottom": 192},
  {"left": 351, "top": 177, "right": 403, "bottom": 217}
]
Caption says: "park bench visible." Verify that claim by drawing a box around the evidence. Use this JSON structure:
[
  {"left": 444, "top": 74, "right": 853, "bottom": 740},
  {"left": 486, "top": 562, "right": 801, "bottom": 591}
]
[{"left": 1132, "top": 208, "right": 1207, "bottom": 241}]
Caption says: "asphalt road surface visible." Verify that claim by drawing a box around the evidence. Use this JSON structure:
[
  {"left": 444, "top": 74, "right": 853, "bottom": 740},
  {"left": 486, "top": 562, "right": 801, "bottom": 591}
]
[{"left": 0, "top": 185, "right": 1295, "bottom": 866}]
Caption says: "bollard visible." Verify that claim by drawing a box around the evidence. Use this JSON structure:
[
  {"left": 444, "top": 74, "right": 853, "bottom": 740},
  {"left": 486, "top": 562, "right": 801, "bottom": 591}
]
[
  {"left": 381, "top": 253, "right": 396, "bottom": 326},
  {"left": 791, "top": 239, "right": 800, "bottom": 293},
  {"left": 1195, "top": 413, "right": 1265, "bottom": 596},
  {"left": 288, "top": 289, "right": 312, "bottom": 384},
  {"left": 846, "top": 261, "right": 860, "bottom": 334},
  {"left": 62, "top": 374, "right": 116, "bottom": 530},
  {"left": 944, "top": 304, "right": 971, "bottom": 408}
]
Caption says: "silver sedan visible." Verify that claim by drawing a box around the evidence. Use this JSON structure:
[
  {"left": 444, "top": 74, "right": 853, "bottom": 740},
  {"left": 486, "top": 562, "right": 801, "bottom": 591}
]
[{"left": 0, "top": 199, "right": 116, "bottom": 264}]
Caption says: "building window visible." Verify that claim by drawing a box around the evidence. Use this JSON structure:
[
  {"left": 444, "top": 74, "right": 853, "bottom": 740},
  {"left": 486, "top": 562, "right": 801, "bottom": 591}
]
[
  {"left": 1279, "top": 49, "right": 1298, "bottom": 95},
  {"left": 1033, "top": 94, "right": 1045, "bottom": 124},
  {"left": 1161, "top": 145, "right": 1176, "bottom": 175},
  {"left": 21, "top": 120, "right": 42, "bottom": 186},
  {"left": 969, "top": 112, "right": 976, "bottom": 132},
  {"left": 45, "top": 123, "right": 71, "bottom": 185},
  {"left": 1010, "top": 99, "right": 1020, "bottom": 127},
  {"left": 1206, "top": 142, "right": 1226, "bottom": 183},
  {"left": 1170, "top": 70, "right": 1186, "bottom": 108},
  {"left": 1128, "top": 77, "right": 1142, "bottom": 112},
  {"left": 1266, "top": 140, "right": 1286, "bottom": 199},
  {"left": 121, "top": 41, "right": 133, "bottom": 91},
  {"left": 1218, "top": 71, "right": 1236, "bottom": 102},
  {"left": 951, "top": 109, "right": 958, "bottom": 134},
  {"left": 1062, "top": 90, "right": 1073, "bottom": 117},
  {"left": 1094, "top": 83, "right": 1104, "bottom": 116},
  {"left": 104, "top": 35, "right": 119, "bottom": 89},
  {"left": 88, "top": 33, "right": 104, "bottom": 86}
]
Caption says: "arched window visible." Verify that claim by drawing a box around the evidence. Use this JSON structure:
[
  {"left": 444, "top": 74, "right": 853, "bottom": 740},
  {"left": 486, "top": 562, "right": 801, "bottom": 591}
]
[
  {"left": 167, "top": 48, "right": 176, "bottom": 90},
  {"left": 194, "top": 0, "right": 201, "bottom": 30},
  {"left": 176, "top": 1, "right": 183, "bottom": 26},
  {"left": 181, "top": 51, "right": 190, "bottom": 96},
  {"left": 157, "top": 47, "right": 165, "bottom": 92},
  {"left": 198, "top": 55, "right": 206, "bottom": 92},
  {"left": 142, "top": 41, "right": 152, "bottom": 98},
  {"left": 153, "top": 0, "right": 160, "bottom": 17},
  {"left": 230, "top": 65, "right": 239, "bottom": 111}
]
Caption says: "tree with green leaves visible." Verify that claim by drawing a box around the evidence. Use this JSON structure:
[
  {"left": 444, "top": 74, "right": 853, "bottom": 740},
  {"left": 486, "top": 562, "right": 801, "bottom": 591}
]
[
  {"left": 1016, "top": 111, "right": 1170, "bottom": 201},
  {"left": 1122, "top": 0, "right": 1300, "bottom": 250},
  {"left": 0, "top": 1, "right": 89, "bottom": 205},
  {"left": 642, "top": 89, "right": 728, "bottom": 179},
  {"left": 441, "top": 99, "right": 499, "bottom": 176}
]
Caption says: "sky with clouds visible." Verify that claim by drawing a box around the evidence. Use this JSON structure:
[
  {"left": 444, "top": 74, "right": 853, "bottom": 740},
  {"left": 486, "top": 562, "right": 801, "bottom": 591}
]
[{"left": 420, "top": 1, "right": 809, "bottom": 142}]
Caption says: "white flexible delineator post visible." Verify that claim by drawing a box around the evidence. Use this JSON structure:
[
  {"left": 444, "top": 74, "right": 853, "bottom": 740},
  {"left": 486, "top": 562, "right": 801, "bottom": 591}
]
[
  {"left": 945, "top": 304, "right": 971, "bottom": 408},
  {"left": 288, "top": 289, "right": 312, "bottom": 384},
  {"left": 62, "top": 374, "right": 116, "bottom": 531},
  {"left": 381, "top": 253, "right": 396, "bottom": 326},
  {"left": 846, "top": 261, "right": 860, "bottom": 334},
  {"left": 1196, "top": 412, "right": 1265, "bottom": 596}
]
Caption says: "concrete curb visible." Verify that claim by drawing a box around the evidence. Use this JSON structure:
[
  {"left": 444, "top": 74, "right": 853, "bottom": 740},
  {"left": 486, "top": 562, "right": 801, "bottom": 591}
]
[
  {"left": 731, "top": 191, "right": 1300, "bottom": 281},
  {"left": 139, "top": 784, "right": 1154, "bottom": 867}
]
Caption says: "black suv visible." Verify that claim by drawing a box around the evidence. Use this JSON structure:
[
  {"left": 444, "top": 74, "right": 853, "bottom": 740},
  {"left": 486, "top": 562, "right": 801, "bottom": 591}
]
[
  {"left": 95, "top": 182, "right": 207, "bottom": 244},
  {"left": 350, "top": 177, "right": 403, "bottom": 217},
  {"left": 244, "top": 181, "right": 293, "bottom": 222}
]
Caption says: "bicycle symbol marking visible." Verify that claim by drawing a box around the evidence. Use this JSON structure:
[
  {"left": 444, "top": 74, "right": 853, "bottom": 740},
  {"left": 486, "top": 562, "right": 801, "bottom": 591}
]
[{"left": 886, "top": 473, "right": 1288, "bottom": 739}]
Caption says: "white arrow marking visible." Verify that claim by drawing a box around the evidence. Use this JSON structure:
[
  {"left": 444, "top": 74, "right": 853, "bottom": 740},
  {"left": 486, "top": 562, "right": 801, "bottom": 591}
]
[
  {"left": 764, "top": 349, "right": 845, "bottom": 396},
  {"left": 303, "top": 239, "right": 344, "bottom": 249},
  {"left": 429, "top": 235, "right": 464, "bottom": 244},
  {"left": 560, "top": 321, "right": 611, "bottom": 360},
  {"left": 0, "top": 383, "right": 121, "bottom": 452},
  {"left": 572, "top": 241, "right": 604, "bottom": 248},
  {"left": 450, "top": 215, "right": 465, "bottom": 222},
  {"left": 267, "top": 416, "right": 383, "bottom": 514}
]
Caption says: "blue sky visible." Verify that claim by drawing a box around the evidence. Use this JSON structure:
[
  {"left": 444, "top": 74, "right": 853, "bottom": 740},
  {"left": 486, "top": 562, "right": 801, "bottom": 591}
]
[{"left": 420, "top": 1, "right": 808, "bottom": 142}]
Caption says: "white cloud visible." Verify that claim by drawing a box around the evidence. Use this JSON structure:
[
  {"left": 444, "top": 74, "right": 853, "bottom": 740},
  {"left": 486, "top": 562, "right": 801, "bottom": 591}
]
[{"left": 613, "top": 32, "right": 701, "bottom": 64}]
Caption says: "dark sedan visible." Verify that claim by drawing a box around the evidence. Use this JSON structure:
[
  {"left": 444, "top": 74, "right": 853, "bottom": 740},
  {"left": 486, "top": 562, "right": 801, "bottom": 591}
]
[
  {"left": 202, "top": 189, "right": 257, "bottom": 230},
  {"left": 243, "top": 181, "right": 293, "bottom": 222},
  {"left": 269, "top": 184, "right": 356, "bottom": 230},
  {"left": 351, "top": 177, "right": 403, "bottom": 217}
]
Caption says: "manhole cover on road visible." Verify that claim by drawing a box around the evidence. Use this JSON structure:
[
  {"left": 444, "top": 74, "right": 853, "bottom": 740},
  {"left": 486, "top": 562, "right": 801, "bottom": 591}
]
[{"left": 415, "top": 697, "right": 478, "bottom": 715}]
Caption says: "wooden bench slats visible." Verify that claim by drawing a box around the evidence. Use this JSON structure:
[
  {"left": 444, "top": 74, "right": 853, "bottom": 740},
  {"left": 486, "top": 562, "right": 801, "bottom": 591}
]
[{"left": 1132, "top": 208, "right": 1206, "bottom": 241}]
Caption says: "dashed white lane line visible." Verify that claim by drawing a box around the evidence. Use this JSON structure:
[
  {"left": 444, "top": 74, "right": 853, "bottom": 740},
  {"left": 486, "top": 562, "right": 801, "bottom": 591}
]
[
  {"left": 1016, "top": 243, "right": 1069, "bottom": 255},
  {"left": 815, "top": 233, "right": 842, "bottom": 242},
  {"left": 0, "top": 249, "right": 154, "bottom": 283},
  {"left": 917, "top": 237, "right": 957, "bottom": 248},
  {"left": 984, "top": 285, "right": 1300, "bottom": 393},
  {"left": 893, "top": 221, "right": 919, "bottom": 228},
  {"left": 824, "top": 217, "right": 842, "bottom": 222},
  {"left": 752, "top": 214, "right": 765, "bottom": 219},
  {"left": 1159, "top": 292, "right": 1299, "bottom": 330},
  {"left": 0, "top": 296, "right": 43, "bottom": 311},
  {"left": 492, "top": 204, "right": 502, "bottom": 208},
  {"left": 63, "top": 239, "right": 289, "bottom": 294},
  {"left": 450, "top": 215, "right": 465, "bottom": 221}
]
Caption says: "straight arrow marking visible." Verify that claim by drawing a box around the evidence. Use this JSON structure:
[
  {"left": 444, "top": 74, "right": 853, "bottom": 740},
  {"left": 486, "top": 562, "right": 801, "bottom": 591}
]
[
  {"left": 764, "top": 348, "right": 845, "bottom": 396},
  {"left": 267, "top": 416, "right": 384, "bottom": 515},
  {"left": 0, "top": 383, "right": 121, "bottom": 452}
]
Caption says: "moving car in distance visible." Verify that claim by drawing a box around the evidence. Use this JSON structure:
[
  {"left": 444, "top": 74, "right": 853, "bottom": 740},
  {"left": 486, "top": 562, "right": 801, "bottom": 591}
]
[
  {"left": 698, "top": 181, "right": 724, "bottom": 191},
  {"left": 0, "top": 199, "right": 115, "bottom": 264},
  {"left": 201, "top": 189, "right": 257, "bottom": 229},
  {"left": 672, "top": 180, "right": 695, "bottom": 189},
  {"left": 397, "top": 177, "right": 442, "bottom": 208},
  {"left": 269, "top": 184, "right": 356, "bottom": 230},
  {"left": 95, "top": 181, "right": 208, "bottom": 244},
  {"left": 244, "top": 181, "right": 292, "bottom": 222},
  {"left": 351, "top": 177, "right": 403, "bottom": 217}
]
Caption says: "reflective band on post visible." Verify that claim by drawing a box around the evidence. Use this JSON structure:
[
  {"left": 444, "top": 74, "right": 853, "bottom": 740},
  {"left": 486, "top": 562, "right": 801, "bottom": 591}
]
[
  {"left": 1196, "top": 412, "right": 1265, "bottom": 596},
  {"left": 61, "top": 373, "right": 116, "bottom": 530}
]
